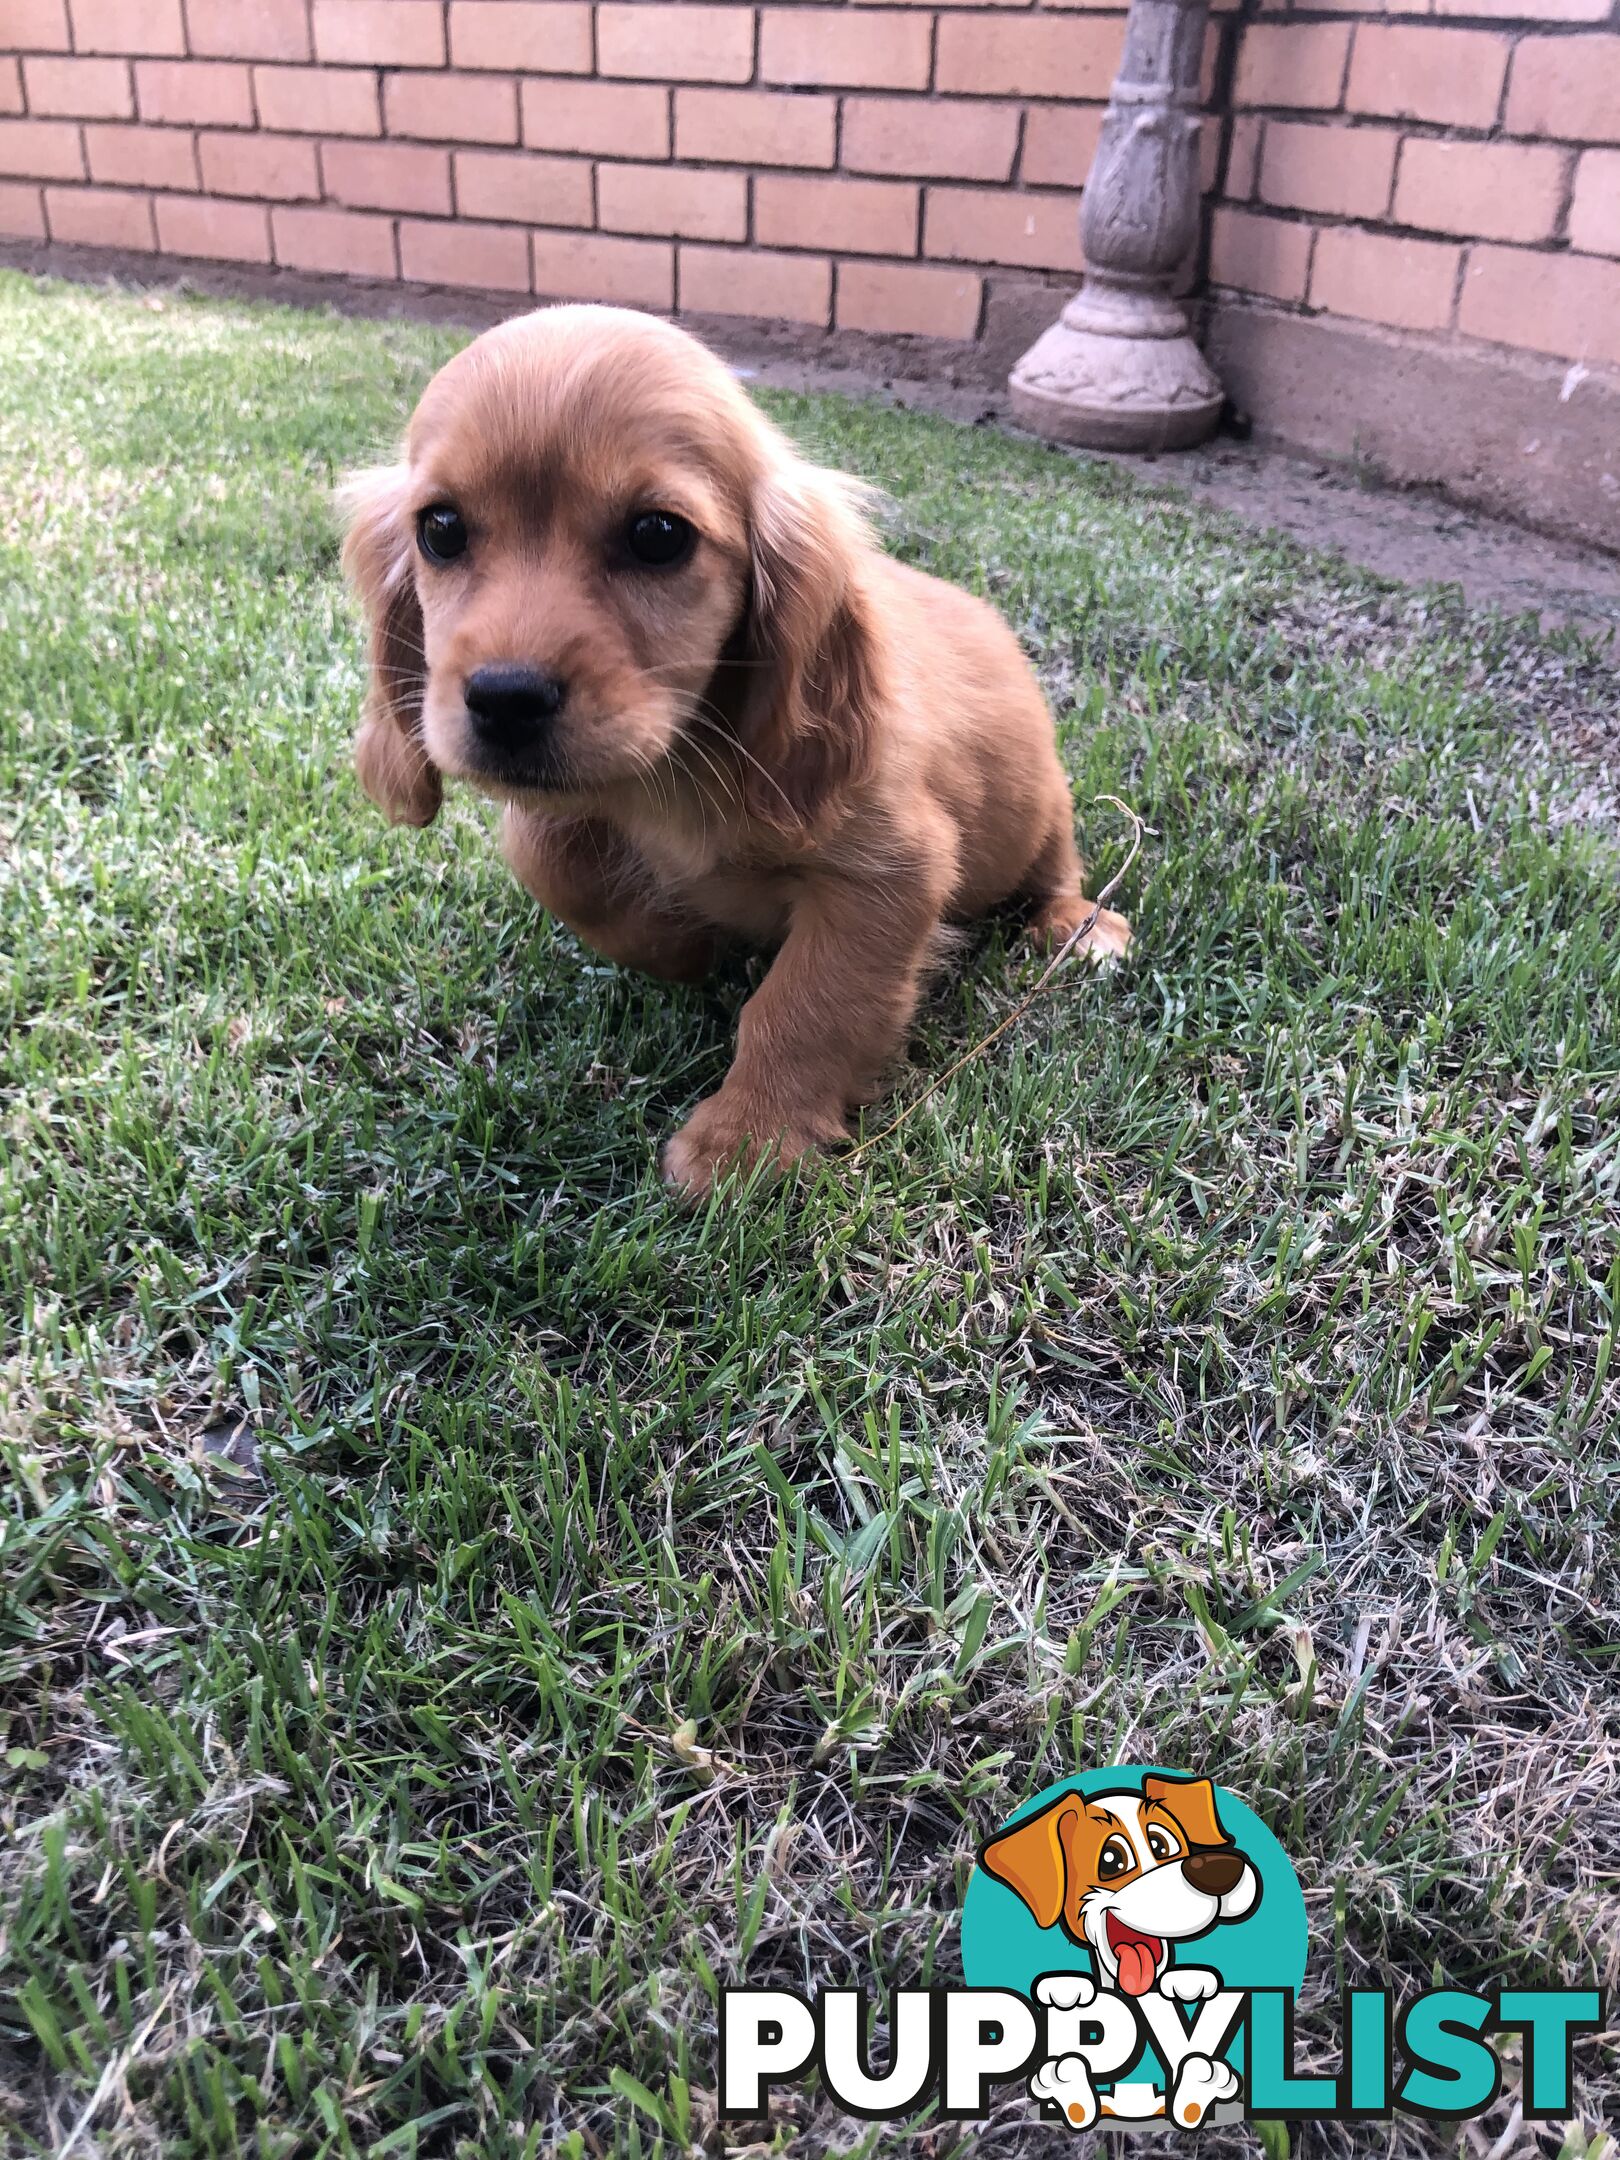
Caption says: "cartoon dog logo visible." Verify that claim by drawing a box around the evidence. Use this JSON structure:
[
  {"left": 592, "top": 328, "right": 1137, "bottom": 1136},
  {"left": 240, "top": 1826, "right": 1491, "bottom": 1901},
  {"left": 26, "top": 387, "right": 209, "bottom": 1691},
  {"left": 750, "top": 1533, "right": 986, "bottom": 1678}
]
[{"left": 980, "top": 1773, "right": 1260, "bottom": 2128}]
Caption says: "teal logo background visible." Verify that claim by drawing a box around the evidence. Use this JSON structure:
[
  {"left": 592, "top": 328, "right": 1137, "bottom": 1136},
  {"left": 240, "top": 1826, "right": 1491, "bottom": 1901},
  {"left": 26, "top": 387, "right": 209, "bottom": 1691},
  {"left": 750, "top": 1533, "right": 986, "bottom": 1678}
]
[{"left": 961, "top": 1767, "right": 1308, "bottom": 2007}]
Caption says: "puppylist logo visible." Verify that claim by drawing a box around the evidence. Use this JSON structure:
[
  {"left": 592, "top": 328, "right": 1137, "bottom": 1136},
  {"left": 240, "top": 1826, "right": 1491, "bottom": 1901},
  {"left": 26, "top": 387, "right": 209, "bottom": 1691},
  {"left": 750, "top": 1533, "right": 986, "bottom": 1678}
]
[{"left": 720, "top": 1768, "right": 1603, "bottom": 2132}]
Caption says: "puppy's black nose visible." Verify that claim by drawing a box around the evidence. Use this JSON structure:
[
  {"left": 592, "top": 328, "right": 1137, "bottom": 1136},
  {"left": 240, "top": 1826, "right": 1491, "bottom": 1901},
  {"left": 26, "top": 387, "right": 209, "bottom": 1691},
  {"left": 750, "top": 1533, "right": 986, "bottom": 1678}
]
[
  {"left": 464, "top": 663, "right": 567, "bottom": 746},
  {"left": 1185, "top": 1849, "right": 1246, "bottom": 1897}
]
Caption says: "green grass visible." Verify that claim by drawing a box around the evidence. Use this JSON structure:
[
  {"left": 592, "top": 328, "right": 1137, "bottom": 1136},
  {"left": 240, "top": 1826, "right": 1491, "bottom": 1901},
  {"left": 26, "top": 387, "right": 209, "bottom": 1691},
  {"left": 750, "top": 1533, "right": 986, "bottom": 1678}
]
[{"left": 2, "top": 268, "right": 1617, "bottom": 2158}]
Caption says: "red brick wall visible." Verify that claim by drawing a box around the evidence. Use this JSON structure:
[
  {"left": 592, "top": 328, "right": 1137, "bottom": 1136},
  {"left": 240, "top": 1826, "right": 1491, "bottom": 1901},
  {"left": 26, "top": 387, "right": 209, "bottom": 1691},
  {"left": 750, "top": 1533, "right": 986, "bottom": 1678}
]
[
  {"left": 2, "top": 1, "right": 1616, "bottom": 374},
  {"left": 1213, "top": 9, "right": 1620, "bottom": 374}
]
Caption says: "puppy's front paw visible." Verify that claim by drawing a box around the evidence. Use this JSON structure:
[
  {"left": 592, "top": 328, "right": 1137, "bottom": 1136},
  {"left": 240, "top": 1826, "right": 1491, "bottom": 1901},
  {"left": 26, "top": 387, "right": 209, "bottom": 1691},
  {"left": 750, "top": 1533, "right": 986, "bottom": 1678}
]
[
  {"left": 1029, "top": 2054, "right": 1099, "bottom": 2132},
  {"left": 661, "top": 1093, "right": 846, "bottom": 1204},
  {"left": 1031, "top": 899, "right": 1132, "bottom": 964},
  {"left": 1168, "top": 2053, "right": 1240, "bottom": 2127},
  {"left": 1158, "top": 1966, "right": 1220, "bottom": 2004},
  {"left": 1035, "top": 1973, "right": 1096, "bottom": 2013}
]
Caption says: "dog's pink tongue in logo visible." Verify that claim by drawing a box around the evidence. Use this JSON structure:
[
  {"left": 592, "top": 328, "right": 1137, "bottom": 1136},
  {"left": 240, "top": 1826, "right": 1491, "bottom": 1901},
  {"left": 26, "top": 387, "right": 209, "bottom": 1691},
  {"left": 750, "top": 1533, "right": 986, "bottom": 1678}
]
[{"left": 1106, "top": 1916, "right": 1165, "bottom": 1996}]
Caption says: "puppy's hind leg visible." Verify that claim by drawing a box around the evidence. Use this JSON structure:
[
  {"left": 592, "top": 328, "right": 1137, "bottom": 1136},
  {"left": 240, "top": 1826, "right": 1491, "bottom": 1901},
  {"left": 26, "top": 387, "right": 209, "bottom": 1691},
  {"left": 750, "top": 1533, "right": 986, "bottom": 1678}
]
[
  {"left": 1023, "top": 814, "right": 1131, "bottom": 964},
  {"left": 500, "top": 806, "right": 717, "bottom": 984}
]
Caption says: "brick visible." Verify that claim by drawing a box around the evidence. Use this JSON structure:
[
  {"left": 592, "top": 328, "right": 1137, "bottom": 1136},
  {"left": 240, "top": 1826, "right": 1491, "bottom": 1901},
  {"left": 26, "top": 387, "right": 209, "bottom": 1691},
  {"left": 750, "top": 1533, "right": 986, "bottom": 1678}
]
[
  {"left": 199, "top": 128, "right": 319, "bottom": 197},
  {"left": 22, "top": 57, "right": 132, "bottom": 120},
  {"left": 1223, "top": 112, "right": 1262, "bottom": 200},
  {"left": 1506, "top": 37, "right": 1620, "bottom": 145},
  {"left": 322, "top": 137, "right": 451, "bottom": 214},
  {"left": 400, "top": 213, "right": 530, "bottom": 289},
  {"left": 44, "top": 181, "right": 156, "bottom": 247},
  {"left": 680, "top": 243, "right": 831, "bottom": 325},
  {"left": 1259, "top": 120, "right": 1395, "bottom": 220},
  {"left": 136, "top": 60, "right": 254, "bottom": 127},
  {"left": 384, "top": 71, "right": 517, "bottom": 144},
  {"left": 273, "top": 201, "right": 396, "bottom": 274},
  {"left": 924, "top": 184, "right": 1082, "bottom": 272},
  {"left": 1310, "top": 224, "right": 1459, "bottom": 331},
  {"left": 70, "top": 0, "right": 185, "bottom": 54},
  {"left": 1436, "top": 0, "right": 1607, "bottom": 17},
  {"left": 761, "top": 8, "right": 931, "bottom": 90},
  {"left": 0, "top": 60, "right": 20, "bottom": 116},
  {"left": 1207, "top": 204, "right": 1313, "bottom": 300},
  {"left": 524, "top": 79, "right": 670, "bottom": 158},
  {"left": 837, "top": 258, "right": 982, "bottom": 337},
  {"left": 84, "top": 121, "right": 197, "bottom": 188},
  {"left": 1233, "top": 23, "right": 1350, "bottom": 110},
  {"left": 675, "top": 88, "right": 834, "bottom": 169},
  {"left": 1346, "top": 26, "right": 1508, "bottom": 129},
  {"left": 843, "top": 97, "right": 1019, "bottom": 182},
  {"left": 185, "top": 0, "right": 312, "bottom": 62},
  {"left": 1569, "top": 150, "right": 1620, "bottom": 258},
  {"left": 9, "top": 2, "right": 70, "bottom": 54},
  {"left": 758, "top": 172, "right": 918, "bottom": 257},
  {"left": 532, "top": 228, "right": 673, "bottom": 307},
  {"left": 937, "top": 16, "right": 1121, "bottom": 98},
  {"left": 312, "top": 0, "right": 446, "bottom": 67},
  {"left": 0, "top": 181, "right": 47, "bottom": 237},
  {"left": 0, "top": 118, "right": 85, "bottom": 178},
  {"left": 154, "top": 190, "right": 271, "bottom": 257},
  {"left": 1021, "top": 105, "right": 1105, "bottom": 190},
  {"left": 449, "top": 3, "right": 593, "bottom": 73},
  {"left": 597, "top": 5, "right": 754, "bottom": 84},
  {"left": 454, "top": 146, "right": 592, "bottom": 225},
  {"left": 254, "top": 65, "right": 381, "bottom": 136},
  {"left": 1393, "top": 138, "right": 1565, "bottom": 245},
  {"left": 1459, "top": 241, "right": 1620, "bottom": 365},
  {"left": 599, "top": 160, "right": 747, "bottom": 240}
]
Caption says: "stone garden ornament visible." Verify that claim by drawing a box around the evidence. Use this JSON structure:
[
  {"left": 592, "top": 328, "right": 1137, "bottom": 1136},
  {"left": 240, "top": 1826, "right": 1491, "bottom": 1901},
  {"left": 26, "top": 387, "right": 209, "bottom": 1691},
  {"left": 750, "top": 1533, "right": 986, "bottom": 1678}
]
[{"left": 1010, "top": 0, "right": 1225, "bottom": 452}]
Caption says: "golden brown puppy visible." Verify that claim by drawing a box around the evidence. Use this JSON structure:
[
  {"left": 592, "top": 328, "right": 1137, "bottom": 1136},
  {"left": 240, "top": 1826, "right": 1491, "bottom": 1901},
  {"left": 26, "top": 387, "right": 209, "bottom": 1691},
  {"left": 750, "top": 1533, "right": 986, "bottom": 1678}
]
[{"left": 341, "top": 305, "right": 1129, "bottom": 1199}]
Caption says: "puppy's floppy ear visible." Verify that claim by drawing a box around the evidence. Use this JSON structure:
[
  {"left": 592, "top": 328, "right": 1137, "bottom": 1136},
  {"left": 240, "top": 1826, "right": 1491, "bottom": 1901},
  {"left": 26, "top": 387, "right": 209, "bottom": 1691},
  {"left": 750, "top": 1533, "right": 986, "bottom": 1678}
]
[
  {"left": 338, "top": 464, "right": 441, "bottom": 828},
  {"left": 980, "top": 1797, "right": 1078, "bottom": 1931},
  {"left": 1143, "top": 1775, "right": 1230, "bottom": 1850},
  {"left": 732, "top": 460, "right": 884, "bottom": 832}
]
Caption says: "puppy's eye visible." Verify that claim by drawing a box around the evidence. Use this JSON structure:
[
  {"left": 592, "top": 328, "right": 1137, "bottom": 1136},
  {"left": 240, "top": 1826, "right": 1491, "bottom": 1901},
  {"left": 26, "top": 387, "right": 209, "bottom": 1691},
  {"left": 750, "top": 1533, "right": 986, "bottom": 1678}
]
[
  {"left": 417, "top": 505, "right": 468, "bottom": 564},
  {"left": 625, "top": 510, "right": 695, "bottom": 569},
  {"left": 1146, "top": 1826, "right": 1181, "bottom": 1863},
  {"left": 1098, "top": 1837, "right": 1133, "bottom": 1880}
]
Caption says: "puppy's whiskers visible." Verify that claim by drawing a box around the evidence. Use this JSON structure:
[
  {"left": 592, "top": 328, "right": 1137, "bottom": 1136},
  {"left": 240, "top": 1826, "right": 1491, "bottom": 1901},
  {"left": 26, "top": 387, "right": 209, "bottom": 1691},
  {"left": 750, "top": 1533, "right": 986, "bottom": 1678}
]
[
  {"left": 678, "top": 700, "right": 799, "bottom": 824},
  {"left": 672, "top": 725, "right": 742, "bottom": 817},
  {"left": 626, "top": 741, "right": 672, "bottom": 823}
]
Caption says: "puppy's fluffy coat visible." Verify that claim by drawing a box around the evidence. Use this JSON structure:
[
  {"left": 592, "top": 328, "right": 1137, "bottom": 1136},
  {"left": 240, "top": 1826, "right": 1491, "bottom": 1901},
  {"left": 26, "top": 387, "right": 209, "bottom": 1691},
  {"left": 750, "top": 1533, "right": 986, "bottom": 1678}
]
[{"left": 342, "top": 306, "right": 1128, "bottom": 1198}]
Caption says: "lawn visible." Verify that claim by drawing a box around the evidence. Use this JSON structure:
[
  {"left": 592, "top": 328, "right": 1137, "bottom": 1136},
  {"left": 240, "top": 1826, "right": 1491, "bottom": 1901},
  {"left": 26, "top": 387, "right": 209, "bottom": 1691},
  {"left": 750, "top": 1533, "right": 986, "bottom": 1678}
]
[{"left": 1, "top": 268, "right": 1617, "bottom": 2158}]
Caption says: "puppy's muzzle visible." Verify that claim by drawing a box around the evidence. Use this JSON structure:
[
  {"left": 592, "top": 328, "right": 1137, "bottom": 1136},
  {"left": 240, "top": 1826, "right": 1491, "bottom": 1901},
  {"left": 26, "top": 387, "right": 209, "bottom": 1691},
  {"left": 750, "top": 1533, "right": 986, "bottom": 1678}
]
[{"left": 464, "top": 663, "right": 568, "bottom": 777}]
